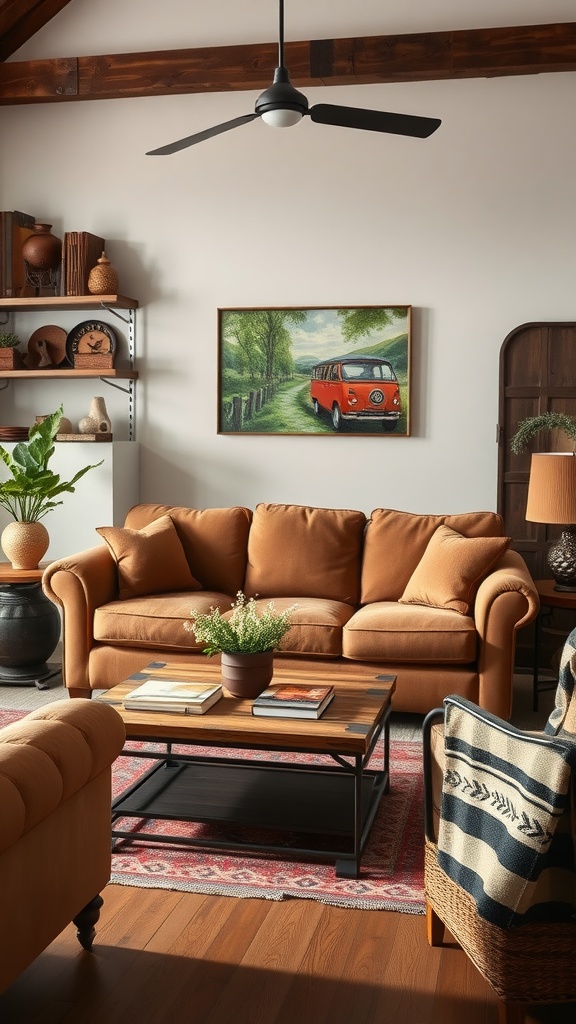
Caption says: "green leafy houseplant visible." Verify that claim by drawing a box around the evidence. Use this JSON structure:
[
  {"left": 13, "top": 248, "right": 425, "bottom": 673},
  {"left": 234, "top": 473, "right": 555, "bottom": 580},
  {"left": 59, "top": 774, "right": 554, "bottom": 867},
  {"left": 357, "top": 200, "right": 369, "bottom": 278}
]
[
  {"left": 511, "top": 413, "right": 576, "bottom": 454},
  {"left": 185, "top": 591, "right": 297, "bottom": 655},
  {"left": 0, "top": 405, "right": 103, "bottom": 522}
]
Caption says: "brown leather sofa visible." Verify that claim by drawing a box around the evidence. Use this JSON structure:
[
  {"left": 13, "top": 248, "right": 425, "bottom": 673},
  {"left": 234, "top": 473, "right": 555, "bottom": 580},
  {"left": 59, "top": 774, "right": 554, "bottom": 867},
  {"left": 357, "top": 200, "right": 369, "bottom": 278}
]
[
  {"left": 0, "top": 699, "right": 125, "bottom": 994},
  {"left": 42, "top": 502, "right": 539, "bottom": 718}
]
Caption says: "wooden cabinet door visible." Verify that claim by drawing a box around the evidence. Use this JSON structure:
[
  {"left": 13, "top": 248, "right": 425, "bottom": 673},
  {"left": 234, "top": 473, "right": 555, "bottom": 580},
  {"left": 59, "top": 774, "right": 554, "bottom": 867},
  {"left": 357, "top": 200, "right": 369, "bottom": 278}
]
[{"left": 498, "top": 322, "right": 576, "bottom": 666}]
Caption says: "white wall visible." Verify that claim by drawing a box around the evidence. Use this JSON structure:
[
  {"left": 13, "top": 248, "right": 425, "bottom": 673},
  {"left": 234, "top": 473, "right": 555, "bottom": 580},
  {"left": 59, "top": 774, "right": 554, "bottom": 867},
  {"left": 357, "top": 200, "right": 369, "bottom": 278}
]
[{"left": 2, "top": 1, "right": 575, "bottom": 545}]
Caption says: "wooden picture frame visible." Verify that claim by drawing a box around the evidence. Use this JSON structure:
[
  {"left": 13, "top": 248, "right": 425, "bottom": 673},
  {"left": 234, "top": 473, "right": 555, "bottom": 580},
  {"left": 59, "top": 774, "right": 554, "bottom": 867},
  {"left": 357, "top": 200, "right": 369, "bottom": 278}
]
[{"left": 218, "top": 305, "right": 411, "bottom": 436}]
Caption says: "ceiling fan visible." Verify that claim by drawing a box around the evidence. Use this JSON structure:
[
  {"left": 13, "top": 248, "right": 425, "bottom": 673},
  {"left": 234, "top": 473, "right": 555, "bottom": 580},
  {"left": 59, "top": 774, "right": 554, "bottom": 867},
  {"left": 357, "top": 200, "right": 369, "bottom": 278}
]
[{"left": 146, "top": 0, "right": 441, "bottom": 156}]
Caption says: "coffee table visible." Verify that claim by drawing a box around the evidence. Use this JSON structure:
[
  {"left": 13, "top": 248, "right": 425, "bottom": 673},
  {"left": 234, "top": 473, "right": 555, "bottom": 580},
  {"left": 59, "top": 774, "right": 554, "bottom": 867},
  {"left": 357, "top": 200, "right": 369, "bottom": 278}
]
[{"left": 99, "top": 661, "right": 396, "bottom": 878}]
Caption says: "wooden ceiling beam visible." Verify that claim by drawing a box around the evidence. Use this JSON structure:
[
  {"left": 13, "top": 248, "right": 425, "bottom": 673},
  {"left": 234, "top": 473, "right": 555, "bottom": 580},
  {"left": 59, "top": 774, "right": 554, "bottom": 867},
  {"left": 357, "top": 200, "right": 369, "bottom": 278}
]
[
  {"left": 0, "top": 0, "right": 75, "bottom": 63},
  {"left": 0, "top": 22, "right": 575, "bottom": 105}
]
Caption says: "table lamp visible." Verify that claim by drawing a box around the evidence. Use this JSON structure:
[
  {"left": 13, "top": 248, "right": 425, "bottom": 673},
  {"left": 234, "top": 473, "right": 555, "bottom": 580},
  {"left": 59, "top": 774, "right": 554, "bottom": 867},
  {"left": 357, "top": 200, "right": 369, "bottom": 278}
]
[{"left": 525, "top": 452, "right": 576, "bottom": 591}]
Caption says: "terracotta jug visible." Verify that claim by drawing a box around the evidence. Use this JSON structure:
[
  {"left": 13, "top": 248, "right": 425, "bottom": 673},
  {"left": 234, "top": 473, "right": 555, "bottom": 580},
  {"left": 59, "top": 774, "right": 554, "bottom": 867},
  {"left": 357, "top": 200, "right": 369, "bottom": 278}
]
[{"left": 21, "top": 224, "right": 62, "bottom": 271}]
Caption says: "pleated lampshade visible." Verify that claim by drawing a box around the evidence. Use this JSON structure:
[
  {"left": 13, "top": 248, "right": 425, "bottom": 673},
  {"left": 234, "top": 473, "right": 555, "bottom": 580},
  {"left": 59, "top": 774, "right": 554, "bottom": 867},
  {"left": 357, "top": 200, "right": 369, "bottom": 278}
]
[
  {"left": 526, "top": 453, "right": 576, "bottom": 524},
  {"left": 526, "top": 452, "right": 576, "bottom": 590}
]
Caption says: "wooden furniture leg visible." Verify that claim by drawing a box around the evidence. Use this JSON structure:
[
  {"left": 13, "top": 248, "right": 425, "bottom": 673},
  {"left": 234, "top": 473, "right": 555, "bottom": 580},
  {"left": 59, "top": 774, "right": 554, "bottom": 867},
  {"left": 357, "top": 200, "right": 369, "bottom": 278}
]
[
  {"left": 426, "top": 902, "right": 445, "bottom": 946},
  {"left": 72, "top": 894, "right": 104, "bottom": 951}
]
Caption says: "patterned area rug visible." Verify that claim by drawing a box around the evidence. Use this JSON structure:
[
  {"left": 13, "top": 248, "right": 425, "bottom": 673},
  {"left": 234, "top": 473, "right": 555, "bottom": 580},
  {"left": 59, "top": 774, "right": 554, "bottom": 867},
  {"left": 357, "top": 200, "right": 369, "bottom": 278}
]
[{"left": 0, "top": 709, "right": 425, "bottom": 913}]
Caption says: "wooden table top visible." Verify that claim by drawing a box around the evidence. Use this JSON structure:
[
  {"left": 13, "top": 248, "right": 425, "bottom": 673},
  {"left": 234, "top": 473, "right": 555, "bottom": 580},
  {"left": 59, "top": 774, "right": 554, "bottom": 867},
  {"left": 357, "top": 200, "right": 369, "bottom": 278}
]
[
  {"left": 0, "top": 561, "right": 50, "bottom": 583},
  {"left": 534, "top": 579, "right": 576, "bottom": 609},
  {"left": 97, "top": 661, "right": 396, "bottom": 756}
]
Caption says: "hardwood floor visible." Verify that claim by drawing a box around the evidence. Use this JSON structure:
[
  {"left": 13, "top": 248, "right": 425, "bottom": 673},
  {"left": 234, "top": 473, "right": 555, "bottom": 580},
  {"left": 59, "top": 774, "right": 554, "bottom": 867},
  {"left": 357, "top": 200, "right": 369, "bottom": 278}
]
[
  {"left": 0, "top": 884, "right": 573, "bottom": 1023},
  {"left": 0, "top": 674, "right": 571, "bottom": 1022}
]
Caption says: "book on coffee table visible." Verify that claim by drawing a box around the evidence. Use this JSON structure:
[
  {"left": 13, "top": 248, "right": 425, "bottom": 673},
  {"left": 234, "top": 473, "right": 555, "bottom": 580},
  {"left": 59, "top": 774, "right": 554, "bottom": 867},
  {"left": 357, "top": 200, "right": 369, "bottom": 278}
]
[
  {"left": 252, "top": 683, "right": 335, "bottom": 719},
  {"left": 123, "top": 679, "right": 222, "bottom": 714}
]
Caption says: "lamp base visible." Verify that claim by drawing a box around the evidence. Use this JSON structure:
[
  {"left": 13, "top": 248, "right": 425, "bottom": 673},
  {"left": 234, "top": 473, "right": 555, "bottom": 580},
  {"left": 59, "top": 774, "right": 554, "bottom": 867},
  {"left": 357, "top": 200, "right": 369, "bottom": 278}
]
[{"left": 548, "top": 526, "right": 576, "bottom": 591}]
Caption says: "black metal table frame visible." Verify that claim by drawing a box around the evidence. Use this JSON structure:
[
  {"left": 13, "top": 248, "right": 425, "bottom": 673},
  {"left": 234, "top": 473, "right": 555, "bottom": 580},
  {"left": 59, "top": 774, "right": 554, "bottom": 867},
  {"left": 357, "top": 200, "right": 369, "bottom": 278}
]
[{"left": 111, "top": 702, "right": 392, "bottom": 879}]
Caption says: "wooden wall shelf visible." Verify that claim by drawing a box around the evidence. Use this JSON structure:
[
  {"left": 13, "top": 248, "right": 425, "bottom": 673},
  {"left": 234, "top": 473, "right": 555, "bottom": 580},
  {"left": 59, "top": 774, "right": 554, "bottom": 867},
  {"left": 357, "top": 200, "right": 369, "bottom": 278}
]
[
  {"left": 0, "top": 368, "right": 138, "bottom": 380},
  {"left": 0, "top": 294, "right": 139, "bottom": 312}
]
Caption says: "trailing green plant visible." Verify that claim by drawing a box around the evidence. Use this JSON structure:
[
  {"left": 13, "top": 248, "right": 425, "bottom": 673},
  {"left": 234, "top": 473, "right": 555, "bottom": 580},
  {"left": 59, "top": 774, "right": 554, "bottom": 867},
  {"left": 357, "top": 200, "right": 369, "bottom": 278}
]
[
  {"left": 0, "top": 332, "right": 20, "bottom": 349},
  {"left": 510, "top": 412, "right": 576, "bottom": 455},
  {"left": 185, "top": 591, "right": 297, "bottom": 655},
  {"left": 0, "top": 405, "right": 103, "bottom": 522}
]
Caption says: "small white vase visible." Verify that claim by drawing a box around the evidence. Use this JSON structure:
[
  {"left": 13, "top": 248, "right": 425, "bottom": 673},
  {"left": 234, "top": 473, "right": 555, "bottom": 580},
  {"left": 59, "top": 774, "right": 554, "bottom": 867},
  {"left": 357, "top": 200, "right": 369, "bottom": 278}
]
[
  {"left": 1, "top": 521, "right": 50, "bottom": 569},
  {"left": 79, "top": 396, "right": 112, "bottom": 434}
]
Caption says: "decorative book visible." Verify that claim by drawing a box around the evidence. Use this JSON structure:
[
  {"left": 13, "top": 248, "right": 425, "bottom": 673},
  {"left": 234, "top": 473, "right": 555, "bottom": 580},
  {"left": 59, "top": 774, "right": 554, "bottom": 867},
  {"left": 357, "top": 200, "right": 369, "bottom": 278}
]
[
  {"left": 123, "top": 678, "right": 222, "bottom": 714},
  {"left": 61, "top": 231, "right": 105, "bottom": 295},
  {"left": 0, "top": 210, "right": 36, "bottom": 298},
  {"left": 252, "top": 683, "right": 335, "bottom": 719}
]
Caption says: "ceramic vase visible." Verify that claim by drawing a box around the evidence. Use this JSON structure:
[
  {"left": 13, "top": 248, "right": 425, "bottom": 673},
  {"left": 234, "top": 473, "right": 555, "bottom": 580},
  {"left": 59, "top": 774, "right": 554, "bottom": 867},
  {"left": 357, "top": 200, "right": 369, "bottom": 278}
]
[
  {"left": 21, "top": 224, "right": 62, "bottom": 272},
  {"left": 88, "top": 252, "right": 119, "bottom": 295},
  {"left": 1, "top": 521, "right": 50, "bottom": 570},
  {"left": 78, "top": 396, "right": 112, "bottom": 434},
  {"left": 220, "top": 651, "right": 274, "bottom": 698}
]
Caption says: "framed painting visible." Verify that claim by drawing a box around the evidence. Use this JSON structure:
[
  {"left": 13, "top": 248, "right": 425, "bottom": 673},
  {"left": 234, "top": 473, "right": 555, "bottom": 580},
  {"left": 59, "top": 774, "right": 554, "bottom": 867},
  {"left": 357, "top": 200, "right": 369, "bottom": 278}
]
[{"left": 218, "top": 305, "right": 411, "bottom": 436}]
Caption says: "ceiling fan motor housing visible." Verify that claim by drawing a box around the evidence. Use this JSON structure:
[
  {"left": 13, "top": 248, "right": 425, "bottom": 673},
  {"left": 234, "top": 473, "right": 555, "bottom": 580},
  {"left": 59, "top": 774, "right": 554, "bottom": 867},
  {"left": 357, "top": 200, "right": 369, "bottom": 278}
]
[{"left": 255, "top": 66, "right": 309, "bottom": 117}]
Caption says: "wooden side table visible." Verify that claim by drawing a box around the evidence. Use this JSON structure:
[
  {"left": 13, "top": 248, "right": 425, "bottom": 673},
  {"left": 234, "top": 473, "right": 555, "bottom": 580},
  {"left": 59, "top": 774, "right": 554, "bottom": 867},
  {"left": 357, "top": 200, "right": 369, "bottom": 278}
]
[
  {"left": 0, "top": 562, "right": 61, "bottom": 689},
  {"left": 532, "top": 579, "right": 576, "bottom": 711}
]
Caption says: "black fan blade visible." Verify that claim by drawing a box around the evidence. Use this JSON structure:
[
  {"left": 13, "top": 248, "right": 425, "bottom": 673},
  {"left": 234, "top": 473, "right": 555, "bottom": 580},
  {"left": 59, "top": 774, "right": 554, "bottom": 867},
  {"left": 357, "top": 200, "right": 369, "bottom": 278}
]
[
  {"left": 146, "top": 112, "right": 259, "bottom": 155},
  {"left": 309, "top": 103, "right": 440, "bottom": 139}
]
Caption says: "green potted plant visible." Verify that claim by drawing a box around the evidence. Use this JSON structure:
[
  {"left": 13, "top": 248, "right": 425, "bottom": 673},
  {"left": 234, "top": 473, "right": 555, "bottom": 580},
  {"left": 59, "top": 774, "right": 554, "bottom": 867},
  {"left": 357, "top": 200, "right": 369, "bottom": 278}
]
[
  {"left": 0, "top": 331, "right": 23, "bottom": 369},
  {"left": 0, "top": 405, "right": 103, "bottom": 569},
  {"left": 510, "top": 412, "right": 576, "bottom": 453},
  {"left": 185, "top": 591, "right": 297, "bottom": 697}
]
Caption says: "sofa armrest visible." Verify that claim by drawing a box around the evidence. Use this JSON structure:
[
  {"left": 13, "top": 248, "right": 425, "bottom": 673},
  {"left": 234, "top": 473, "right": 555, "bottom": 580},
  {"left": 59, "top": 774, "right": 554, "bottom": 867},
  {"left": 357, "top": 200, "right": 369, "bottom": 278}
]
[
  {"left": 0, "top": 700, "right": 125, "bottom": 854},
  {"left": 473, "top": 550, "right": 539, "bottom": 719},
  {"left": 42, "top": 545, "right": 118, "bottom": 695}
]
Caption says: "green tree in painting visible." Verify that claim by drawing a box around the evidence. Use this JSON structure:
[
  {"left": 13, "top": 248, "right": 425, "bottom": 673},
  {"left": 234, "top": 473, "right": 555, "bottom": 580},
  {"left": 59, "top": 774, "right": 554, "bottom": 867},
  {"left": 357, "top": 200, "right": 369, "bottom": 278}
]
[
  {"left": 337, "top": 307, "right": 407, "bottom": 343},
  {"left": 222, "top": 309, "right": 305, "bottom": 381}
]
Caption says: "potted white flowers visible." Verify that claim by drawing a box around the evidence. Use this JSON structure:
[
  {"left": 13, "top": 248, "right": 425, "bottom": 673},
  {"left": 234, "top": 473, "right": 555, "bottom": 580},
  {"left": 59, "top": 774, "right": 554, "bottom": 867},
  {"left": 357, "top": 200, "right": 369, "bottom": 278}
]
[{"left": 185, "top": 591, "right": 296, "bottom": 697}]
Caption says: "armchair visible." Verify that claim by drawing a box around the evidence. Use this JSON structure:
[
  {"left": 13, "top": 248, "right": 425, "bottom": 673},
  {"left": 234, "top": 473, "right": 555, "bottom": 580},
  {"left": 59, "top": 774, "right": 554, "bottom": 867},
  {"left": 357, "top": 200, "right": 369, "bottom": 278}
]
[
  {"left": 423, "top": 629, "right": 576, "bottom": 1024},
  {"left": 0, "top": 699, "right": 126, "bottom": 994}
]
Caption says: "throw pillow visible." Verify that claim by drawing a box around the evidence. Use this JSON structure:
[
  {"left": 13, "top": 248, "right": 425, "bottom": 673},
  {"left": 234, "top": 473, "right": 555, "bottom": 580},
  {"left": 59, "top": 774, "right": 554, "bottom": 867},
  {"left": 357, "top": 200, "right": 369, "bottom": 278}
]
[
  {"left": 398, "top": 524, "right": 510, "bottom": 615},
  {"left": 97, "top": 515, "right": 201, "bottom": 599}
]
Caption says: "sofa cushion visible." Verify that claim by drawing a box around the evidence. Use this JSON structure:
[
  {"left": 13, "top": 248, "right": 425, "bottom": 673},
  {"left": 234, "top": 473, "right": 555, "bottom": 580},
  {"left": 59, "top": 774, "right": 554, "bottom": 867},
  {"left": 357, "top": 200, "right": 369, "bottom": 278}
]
[
  {"left": 94, "top": 591, "right": 233, "bottom": 649},
  {"left": 251, "top": 597, "right": 356, "bottom": 658},
  {"left": 399, "top": 525, "right": 511, "bottom": 615},
  {"left": 124, "top": 504, "right": 252, "bottom": 595},
  {"left": 360, "top": 508, "right": 505, "bottom": 604},
  {"left": 343, "top": 602, "right": 477, "bottom": 663},
  {"left": 97, "top": 516, "right": 201, "bottom": 600},
  {"left": 244, "top": 502, "right": 366, "bottom": 602}
]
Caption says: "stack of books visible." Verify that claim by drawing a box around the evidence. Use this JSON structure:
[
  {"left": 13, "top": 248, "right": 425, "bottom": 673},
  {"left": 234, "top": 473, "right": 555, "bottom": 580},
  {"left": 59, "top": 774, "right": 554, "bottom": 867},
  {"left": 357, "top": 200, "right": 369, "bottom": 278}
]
[
  {"left": 123, "top": 678, "right": 222, "bottom": 714},
  {"left": 252, "top": 683, "right": 335, "bottom": 719}
]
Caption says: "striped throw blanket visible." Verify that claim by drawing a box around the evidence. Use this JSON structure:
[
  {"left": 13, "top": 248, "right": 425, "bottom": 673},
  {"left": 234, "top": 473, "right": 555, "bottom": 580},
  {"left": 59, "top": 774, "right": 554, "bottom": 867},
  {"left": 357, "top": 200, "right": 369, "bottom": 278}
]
[
  {"left": 438, "top": 695, "right": 576, "bottom": 927},
  {"left": 545, "top": 626, "right": 576, "bottom": 738}
]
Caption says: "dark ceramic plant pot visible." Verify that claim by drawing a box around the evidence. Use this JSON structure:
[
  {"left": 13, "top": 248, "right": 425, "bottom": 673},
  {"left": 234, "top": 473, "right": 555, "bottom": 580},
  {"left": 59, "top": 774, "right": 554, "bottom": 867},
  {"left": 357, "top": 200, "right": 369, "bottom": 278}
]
[{"left": 220, "top": 650, "right": 274, "bottom": 698}]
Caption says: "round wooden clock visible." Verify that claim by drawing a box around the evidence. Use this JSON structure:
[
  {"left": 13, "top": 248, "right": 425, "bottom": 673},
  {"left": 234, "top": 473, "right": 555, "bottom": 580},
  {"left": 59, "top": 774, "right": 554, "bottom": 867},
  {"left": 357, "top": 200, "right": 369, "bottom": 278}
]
[{"left": 66, "top": 320, "right": 117, "bottom": 363}]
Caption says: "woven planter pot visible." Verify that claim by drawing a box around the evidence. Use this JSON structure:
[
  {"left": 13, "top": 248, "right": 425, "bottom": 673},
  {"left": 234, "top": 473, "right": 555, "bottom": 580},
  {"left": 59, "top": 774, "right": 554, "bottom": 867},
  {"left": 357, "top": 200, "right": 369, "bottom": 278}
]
[
  {"left": 220, "top": 651, "right": 274, "bottom": 699},
  {"left": 0, "top": 348, "right": 24, "bottom": 369},
  {"left": 0, "top": 521, "right": 50, "bottom": 569}
]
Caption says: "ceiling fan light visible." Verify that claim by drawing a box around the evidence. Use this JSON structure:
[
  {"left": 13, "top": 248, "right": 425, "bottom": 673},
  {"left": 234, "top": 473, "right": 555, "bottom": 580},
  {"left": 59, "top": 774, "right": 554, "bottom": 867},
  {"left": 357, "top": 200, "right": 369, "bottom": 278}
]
[{"left": 261, "top": 108, "right": 303, "bottom": 128}]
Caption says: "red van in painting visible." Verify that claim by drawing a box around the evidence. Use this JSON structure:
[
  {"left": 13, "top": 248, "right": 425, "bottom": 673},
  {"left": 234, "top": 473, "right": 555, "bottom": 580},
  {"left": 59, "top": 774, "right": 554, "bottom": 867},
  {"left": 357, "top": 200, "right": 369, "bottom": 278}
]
[{"left": 310, "top": 356, "right": 401, "bottom": 431}]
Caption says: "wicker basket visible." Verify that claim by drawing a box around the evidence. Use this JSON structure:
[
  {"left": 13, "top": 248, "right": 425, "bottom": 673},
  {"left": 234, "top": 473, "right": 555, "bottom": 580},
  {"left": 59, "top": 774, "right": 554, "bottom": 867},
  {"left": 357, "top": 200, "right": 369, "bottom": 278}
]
[
  {"left": 73, "top": 353, "right": 114, "bottom": 369},
  {"left": 425, "top": 839, "right": 576, "bottom": 1005}
]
